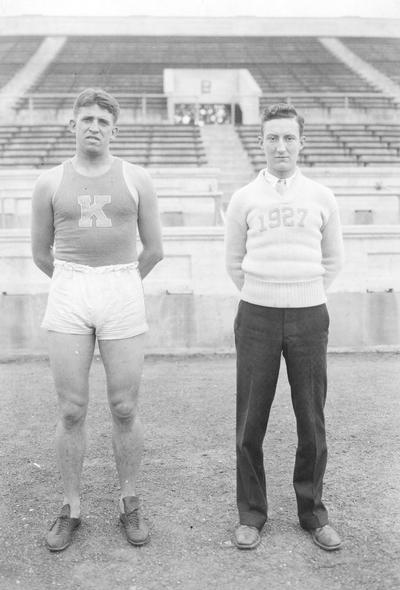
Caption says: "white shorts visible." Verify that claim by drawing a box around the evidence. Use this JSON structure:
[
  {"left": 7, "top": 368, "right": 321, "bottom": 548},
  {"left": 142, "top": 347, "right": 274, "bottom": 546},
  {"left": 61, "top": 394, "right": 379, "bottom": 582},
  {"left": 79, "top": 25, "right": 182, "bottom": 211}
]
[{"left": 42, "top": 260, "right": 148, "bottom": 340}]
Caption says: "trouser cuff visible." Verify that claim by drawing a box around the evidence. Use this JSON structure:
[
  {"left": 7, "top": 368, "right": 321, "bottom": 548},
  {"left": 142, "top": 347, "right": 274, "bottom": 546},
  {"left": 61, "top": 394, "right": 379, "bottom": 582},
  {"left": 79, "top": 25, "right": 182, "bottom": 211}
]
[{"left": 299, "top": 513, "right": 329, "bottom": 530}]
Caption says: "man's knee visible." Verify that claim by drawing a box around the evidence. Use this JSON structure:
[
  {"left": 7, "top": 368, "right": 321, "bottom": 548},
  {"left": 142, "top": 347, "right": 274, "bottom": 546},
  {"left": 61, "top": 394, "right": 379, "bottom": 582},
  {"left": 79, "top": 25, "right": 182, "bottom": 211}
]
[
  {"left": 109, "top": 396, "right": 138, "bottom": 423},
  {"left": 59, "top": 398, "right": 87, "bottom": 429}
]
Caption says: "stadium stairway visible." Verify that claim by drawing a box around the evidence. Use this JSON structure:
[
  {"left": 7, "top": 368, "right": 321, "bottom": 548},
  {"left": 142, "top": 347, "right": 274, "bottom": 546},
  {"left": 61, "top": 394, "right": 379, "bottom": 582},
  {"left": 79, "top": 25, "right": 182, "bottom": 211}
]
[
  {"left": 200, "top": 125, "right": 254, "bottom": 205},
  {"left": 0, "top": 36, "right": 66, "bottom": 120},
  {"left": 320, "top": 37, "right": 400, "bottom": 107}
]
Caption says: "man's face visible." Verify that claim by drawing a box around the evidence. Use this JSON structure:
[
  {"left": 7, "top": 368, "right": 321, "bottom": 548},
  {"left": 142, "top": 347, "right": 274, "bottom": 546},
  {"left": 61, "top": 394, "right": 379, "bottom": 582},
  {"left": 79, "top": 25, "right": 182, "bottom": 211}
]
[
  {"left": 260, "top": 117, "right": 305, "bottom": 178},
  {"left": 69, "top": 104, "right": 117, "bottom": 154}
]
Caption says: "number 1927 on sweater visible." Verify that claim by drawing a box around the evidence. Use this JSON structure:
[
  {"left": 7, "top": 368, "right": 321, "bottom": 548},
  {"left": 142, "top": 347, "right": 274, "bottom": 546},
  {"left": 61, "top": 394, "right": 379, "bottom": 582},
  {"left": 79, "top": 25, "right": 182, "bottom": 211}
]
[{"left": 256, "top": 207, "right": 308, "bottom": 231}]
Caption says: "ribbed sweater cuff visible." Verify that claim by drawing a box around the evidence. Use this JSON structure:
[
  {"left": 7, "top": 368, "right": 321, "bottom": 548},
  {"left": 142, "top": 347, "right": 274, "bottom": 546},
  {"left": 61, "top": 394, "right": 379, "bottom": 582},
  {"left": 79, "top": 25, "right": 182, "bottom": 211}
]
[{"left": 241, "top": 277, "right": 326, "bottom": 308}]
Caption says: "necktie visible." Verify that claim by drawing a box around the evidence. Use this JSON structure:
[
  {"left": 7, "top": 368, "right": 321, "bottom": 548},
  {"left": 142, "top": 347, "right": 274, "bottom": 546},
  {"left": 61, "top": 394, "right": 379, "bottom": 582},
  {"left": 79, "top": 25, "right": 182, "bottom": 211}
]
[{"left": 276, "top": 179, "right": 287, "bottom": 195}]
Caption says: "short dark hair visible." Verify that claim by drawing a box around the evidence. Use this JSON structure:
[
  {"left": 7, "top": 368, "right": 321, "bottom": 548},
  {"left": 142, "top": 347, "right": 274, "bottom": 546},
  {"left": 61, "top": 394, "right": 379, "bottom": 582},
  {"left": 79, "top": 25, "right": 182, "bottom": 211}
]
[
  {"left": 72, "top": 88, "right": 120, "bottom": 123},
  {"left": 261, "top": 103, "right": 304, "bottom": 137}
]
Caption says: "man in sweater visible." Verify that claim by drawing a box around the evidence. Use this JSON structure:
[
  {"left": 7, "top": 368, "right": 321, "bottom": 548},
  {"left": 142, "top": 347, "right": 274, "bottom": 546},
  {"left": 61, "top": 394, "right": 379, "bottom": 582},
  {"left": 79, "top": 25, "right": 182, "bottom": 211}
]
[
  {"left": 225, "top": 103, "right": 344, "bottom": 551},
  {"left": 31, "top": 88, "right": 163, "bottom": 550}
]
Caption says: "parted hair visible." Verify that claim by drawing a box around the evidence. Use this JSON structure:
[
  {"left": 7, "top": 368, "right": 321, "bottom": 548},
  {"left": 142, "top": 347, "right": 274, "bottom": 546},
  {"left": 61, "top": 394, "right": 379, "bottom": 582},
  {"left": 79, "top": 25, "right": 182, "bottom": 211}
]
[
  {"left": 261, "top": 103, "right": 304, "bottom": 136},
  {"left": 73, "top": 88, "right": 120, "bottom": 123}
]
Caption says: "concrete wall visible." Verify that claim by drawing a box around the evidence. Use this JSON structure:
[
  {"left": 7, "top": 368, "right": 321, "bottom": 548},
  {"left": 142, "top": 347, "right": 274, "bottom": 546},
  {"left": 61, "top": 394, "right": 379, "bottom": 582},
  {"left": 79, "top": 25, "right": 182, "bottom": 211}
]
[
  {"left": 1, "top": 225, "right": 400, "bottom": 357},
  {"left": 2, "top": 290, "right": 400, "bottom": 356}
]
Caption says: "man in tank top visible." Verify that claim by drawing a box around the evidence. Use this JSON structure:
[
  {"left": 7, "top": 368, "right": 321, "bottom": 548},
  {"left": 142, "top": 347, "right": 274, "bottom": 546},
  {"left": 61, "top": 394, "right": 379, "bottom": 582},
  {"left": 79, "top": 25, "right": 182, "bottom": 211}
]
[{"left": 31, "top": 88, "right": 163, "bottom": 551}]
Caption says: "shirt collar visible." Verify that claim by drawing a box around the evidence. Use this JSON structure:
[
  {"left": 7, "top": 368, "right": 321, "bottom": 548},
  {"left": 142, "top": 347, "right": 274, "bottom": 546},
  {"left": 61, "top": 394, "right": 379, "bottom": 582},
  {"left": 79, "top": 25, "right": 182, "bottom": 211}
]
[{"left": 261, "top": 167, "right": 299, "bottom": 188}]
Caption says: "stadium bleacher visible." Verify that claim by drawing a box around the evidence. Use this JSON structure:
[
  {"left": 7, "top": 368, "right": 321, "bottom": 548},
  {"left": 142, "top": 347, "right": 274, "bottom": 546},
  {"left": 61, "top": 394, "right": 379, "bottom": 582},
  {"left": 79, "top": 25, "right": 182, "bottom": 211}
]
[
  {"left": 0, "top": 124, "right": 207, "bottom": 168},
  {"left": 236, "top": 123, "right": 400, "bottom": 169},
  {"left": 341, "top": 37, "right": 400, "bottom": 87},
  {"left": 6, "top": 35, "right": 398, "bottom": 116},
  {"left": 0, "top": 32, "right": 399, "bottom": 173},
  {"left": 0, "top": 36, "right": 43, "bottom": 89}
]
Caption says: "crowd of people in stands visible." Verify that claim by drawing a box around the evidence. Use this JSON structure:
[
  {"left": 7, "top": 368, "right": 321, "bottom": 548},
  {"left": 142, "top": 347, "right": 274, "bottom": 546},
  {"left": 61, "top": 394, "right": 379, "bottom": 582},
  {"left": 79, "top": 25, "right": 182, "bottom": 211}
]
[{"left": 174, "top": 103, "right": 231, "bottom": 125}]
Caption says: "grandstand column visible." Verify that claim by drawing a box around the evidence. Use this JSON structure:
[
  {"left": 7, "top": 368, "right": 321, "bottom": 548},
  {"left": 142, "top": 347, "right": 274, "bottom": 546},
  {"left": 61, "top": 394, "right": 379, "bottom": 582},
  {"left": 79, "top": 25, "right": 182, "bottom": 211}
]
[
  {"left": 141, "top": 95, "right": 147, "bottom": 122},
  {"left": 28, "top": 97, "right": 34, "bottom": 125},
  {"left": 164, "top": 69, "right": 175, "bottom": 123}
]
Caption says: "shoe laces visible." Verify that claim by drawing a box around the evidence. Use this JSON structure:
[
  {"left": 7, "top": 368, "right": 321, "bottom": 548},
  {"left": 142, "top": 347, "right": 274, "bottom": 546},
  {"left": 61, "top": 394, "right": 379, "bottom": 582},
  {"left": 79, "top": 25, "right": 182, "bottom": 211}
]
[
  {"left": 126, "top": 508, "right": 140, "bottom": 529},
  {"left": 53, "top": 515, "right": 70, "bottom": 534}
]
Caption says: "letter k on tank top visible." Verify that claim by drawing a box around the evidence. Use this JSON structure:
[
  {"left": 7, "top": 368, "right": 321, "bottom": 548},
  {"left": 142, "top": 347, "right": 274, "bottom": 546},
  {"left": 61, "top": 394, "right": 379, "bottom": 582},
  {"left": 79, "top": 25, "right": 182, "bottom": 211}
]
[{"left": 52, "top": 158, "right": 138, "bottom": 266}]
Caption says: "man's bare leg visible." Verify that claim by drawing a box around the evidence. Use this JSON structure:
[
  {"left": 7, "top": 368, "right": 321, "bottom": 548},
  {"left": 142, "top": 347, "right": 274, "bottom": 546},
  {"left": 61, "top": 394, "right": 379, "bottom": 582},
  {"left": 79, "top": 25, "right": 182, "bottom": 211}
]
[
  {"left": 98, "top": 334, "right": 145, "bottom": 503},
  {"left": 48, "top": 332, "right": 95, "bottom": 518}
]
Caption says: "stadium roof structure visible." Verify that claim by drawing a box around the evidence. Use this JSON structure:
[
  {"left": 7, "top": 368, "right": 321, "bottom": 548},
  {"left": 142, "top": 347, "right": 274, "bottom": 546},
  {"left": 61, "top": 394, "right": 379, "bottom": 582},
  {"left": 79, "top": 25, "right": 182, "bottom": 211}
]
[{"left": 1, "top": 15, "right": 400, "bottom": 38}]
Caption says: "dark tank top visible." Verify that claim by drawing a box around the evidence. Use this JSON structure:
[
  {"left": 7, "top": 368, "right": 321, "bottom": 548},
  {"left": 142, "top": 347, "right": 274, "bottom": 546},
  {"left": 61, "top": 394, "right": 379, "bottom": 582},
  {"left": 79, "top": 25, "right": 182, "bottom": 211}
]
[{"left": 52, "top": 158, "right": 138, "bottom": 266}]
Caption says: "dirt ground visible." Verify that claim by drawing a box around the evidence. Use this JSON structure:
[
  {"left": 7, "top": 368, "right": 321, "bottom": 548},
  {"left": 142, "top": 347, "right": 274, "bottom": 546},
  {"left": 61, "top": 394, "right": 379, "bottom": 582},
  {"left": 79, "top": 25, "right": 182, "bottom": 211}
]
[{"left": 0, "top": 352, "right": 399, "bottom": 590}]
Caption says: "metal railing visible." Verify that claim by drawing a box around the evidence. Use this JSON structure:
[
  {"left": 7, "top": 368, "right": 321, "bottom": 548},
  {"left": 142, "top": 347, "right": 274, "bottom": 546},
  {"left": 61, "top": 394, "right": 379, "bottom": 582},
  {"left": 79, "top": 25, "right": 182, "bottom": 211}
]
[
  {"left": 0, "top": 189, "right": 225, "bottom": 229},
  {"left": 1, "top": 91, "right": 398, "bottom": 125}
]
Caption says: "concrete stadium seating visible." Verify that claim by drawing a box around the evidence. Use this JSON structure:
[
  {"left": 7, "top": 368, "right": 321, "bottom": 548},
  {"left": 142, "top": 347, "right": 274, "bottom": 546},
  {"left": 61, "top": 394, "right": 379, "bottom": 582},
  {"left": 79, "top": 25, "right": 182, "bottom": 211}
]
[
  {"left": 341, "top": 37, "right": 400, "bottom": 87},
  {"left": 236, "top": 123, "right": 400, "bottom": 169},
  {"left": 8, "top": 35, "right": 398, "bottom": 117},
  {"left": 0, "top": 124, "right": 207, "bottom": 168},
  {"left": 0, "top": 36, "right": 43, "bottom": 88}
]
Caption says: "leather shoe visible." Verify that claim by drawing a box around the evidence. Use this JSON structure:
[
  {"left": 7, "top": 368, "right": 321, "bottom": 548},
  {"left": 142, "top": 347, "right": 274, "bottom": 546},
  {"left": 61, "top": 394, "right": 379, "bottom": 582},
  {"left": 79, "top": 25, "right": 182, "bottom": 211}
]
[
  {"left": 120, "top": 496, "right": 150, "bottom": 546},
  {"left": 233, "top": 524, "right": 261, "bottom": 550},
  {"left": 46, "top": 504, "right": 81, "bottom": 552},
  {"left": 311, "top": 524, "right": 342, "bottom": 551}
]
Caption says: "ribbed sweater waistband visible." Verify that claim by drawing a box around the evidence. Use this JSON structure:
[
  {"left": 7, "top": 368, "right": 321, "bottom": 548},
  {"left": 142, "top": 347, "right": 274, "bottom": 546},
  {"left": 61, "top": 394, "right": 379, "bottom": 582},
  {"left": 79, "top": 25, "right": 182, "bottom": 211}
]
[{"left": 241, "top": 277, "right": 326, "bottom": 308}]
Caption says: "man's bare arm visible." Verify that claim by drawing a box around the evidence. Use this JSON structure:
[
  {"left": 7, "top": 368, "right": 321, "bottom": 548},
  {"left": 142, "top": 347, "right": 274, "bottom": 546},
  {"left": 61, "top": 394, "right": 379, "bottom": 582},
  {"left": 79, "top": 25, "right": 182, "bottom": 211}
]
[
  {"left": 129, "top": 165, "right": 163, "bottom": 279},
  {"left": 31, "top": 167, "right": 61, "bottom": 278}
]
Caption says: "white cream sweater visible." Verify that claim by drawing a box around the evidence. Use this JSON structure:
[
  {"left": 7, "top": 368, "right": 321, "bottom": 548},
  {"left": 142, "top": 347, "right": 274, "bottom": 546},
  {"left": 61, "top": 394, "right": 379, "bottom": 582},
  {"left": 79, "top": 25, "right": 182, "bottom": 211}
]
[{"left": 225, "top": 169, "right": 344, "bottom": 308}]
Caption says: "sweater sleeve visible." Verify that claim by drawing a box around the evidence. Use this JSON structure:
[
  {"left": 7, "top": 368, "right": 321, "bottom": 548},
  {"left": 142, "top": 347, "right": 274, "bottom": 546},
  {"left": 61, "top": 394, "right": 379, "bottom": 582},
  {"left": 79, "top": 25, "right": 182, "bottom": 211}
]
[
  {"left": 321, "top": 208, "right": 345, "bottom": 289},
  {"left": 225, "top": 194, "right": 248, "bottom": 291}
]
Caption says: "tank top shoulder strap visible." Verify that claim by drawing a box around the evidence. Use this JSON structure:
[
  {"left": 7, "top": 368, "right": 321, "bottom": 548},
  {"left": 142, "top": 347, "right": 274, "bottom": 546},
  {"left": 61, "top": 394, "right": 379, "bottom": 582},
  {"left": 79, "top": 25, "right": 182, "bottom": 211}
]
[
  {"left": 118, "top": 158, "right": 139, "bottom": 207},
  {"left": 51, "top": 161, "right": 69, "bottom": 204},
  {"left": 62, "top": 159, "right": 74, "bottom": 175},
  {"left": 111, "top": 156, "right": 123, "bottom": 173}
]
